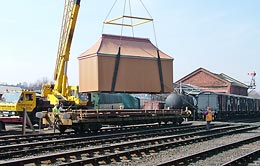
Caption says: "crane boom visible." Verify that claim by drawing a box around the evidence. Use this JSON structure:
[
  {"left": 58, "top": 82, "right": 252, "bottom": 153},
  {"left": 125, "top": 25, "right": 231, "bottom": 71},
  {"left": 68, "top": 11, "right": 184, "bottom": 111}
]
[
  {"left": 41, "top": 0, "right": 87, "bottom": 107},
  {"left": 54, "top": 0, "right": 80, "bottom": 96}
]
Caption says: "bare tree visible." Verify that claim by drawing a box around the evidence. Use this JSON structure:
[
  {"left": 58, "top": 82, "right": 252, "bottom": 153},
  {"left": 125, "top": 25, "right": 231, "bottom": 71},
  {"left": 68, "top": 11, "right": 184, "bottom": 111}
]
[{"left": 27, "top": 77, "right": 53, "bottom": 90}]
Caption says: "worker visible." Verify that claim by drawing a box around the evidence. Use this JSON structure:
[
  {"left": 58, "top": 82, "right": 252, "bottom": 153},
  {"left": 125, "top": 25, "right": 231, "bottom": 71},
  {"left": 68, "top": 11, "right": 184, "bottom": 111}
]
[
  {"left": 52, "top": 103, "right": 61, "bottom": 130},
  {"left": 53, "top": 103, "right": 60, "bottom": 115},
  {"left": 59, "top": 103, "right": 65, "bottom": 112},
  {"left": 204, "top": 106, "right": 213, "bottom": 130}
]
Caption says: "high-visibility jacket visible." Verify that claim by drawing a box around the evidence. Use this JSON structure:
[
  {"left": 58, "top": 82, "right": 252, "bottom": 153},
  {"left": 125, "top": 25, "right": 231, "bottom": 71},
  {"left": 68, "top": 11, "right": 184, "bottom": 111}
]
[
  {"left": 206, "top": 111, "right": 213, "bottom": 122},
  {"left": 53, "top": 106, "right": 59, "bottom": 114}
]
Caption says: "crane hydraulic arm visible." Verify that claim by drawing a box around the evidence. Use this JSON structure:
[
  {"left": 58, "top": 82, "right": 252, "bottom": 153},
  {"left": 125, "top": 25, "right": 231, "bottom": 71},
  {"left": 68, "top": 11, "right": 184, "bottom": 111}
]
[
  {"left": 54, "top": 0, "right": 80, "bottom": 95},
  {"left": 42, "top": 0, "right": 87, "bottom": 107}
]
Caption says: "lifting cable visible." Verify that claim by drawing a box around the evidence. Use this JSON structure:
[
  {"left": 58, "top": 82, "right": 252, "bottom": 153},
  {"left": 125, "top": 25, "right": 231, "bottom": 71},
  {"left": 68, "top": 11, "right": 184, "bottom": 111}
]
[
  {"left": 139, "top": 0, "right": 158, "bottom": 48},
  {"left": 103, "top": 0, "right": 166, "bottom": 92},
  {"left": 128, "top": 0, "right": 134, "bottom": 37},
  {"left": 120, "top": 0, "right": 127, "bottom": 45},
  {"left": 102, "top": 0, "right": 161, "bottom": 58},
  {"left": 102, "top": 0, "right": 157, "bottom": 44},
  {"left": 101, "top": 0, "right": 118, "bottom": 35}
]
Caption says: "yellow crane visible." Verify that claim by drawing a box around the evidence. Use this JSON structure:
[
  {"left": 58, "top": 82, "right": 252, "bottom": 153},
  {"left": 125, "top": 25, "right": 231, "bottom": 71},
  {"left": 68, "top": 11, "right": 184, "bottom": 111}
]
[
  {"left": 0, "top": 90, "right": 37, "bottom": 132},
  {"left": 0, "top": 90, "right": 36, "bottom": 112},
  {"left": 0, "top": 0, "right": 86, "bottom": 131},
  {"left": 41, "top": 0, "right": 87, "bottom": 107}
]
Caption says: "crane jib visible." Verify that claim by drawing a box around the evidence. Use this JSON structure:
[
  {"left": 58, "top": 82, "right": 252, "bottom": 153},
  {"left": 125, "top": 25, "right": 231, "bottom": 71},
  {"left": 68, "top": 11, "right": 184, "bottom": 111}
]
[{"left": 75, "top": 0, "right": 81, "bottom": 5}]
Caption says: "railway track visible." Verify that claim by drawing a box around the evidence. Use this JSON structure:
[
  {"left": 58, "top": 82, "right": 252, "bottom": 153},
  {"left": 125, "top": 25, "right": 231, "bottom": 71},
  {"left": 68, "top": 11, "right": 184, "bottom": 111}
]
[
  {"left": 0, "top": 123, "right": 191, "bottom": 145},
  {"left": 0, "top": 123, "right": 257, "bottom": 166},
  {"left": 222, "top": 149, "right": 260, "bottom": 166},
  {"left": 0, "top": 123, "right": 195, "bottom": 145},
  {"left": 0, "top": 122, "right": 174, "bottom": 136},
  {"left": 0, "top": 123, "right": 225, "bottom": 159},
  {"left": 157, "top": 134, "right": 260, "bottom": 166}
]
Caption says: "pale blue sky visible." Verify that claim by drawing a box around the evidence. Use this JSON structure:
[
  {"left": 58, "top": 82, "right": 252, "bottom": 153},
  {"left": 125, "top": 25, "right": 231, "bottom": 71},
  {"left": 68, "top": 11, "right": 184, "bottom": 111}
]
[{"left": 0, "top": 0, "right": 259, "bottom": 91}]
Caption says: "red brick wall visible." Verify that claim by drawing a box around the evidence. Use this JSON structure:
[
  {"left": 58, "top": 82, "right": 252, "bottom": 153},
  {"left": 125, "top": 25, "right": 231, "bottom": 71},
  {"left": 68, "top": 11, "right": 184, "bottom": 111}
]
[
  {"left": 177, "top": 69, "right": 248, "bottom": 96},
  {"left": 180, "top": 71, "right": 229, "bottom": 90}
]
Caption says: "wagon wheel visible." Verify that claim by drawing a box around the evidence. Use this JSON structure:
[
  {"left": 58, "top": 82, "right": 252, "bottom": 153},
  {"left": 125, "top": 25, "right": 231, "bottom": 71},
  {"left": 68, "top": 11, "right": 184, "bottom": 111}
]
[
  {"left": 157, "top": 121, "right": 160, "bottom": 126},
  {"left": 163, "top": 121, "right": 168, "bottom": 125},
  {"left": 72, "top": 123, "right": 87, "bottom": 134},
  {"left": 89, "top": 123, "right": 102, "bottom": 133},
  {"left": 54, "top": 117, "right": 66, "bottom": 133},
  {"left": 58, "top": 125, "right": 67, "bottom": 133}
]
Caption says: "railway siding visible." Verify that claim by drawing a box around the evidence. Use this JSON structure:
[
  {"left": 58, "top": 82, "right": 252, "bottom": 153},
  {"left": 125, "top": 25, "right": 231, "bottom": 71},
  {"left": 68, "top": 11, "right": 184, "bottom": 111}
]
[{"left": 0, "top": 123, "right": 258, "bottom": 166}]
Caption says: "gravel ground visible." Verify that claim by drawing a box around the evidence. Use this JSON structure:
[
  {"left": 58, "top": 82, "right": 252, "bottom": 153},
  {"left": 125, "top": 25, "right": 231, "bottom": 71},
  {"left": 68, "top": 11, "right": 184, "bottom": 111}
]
[{"left": 110, "top": 121, "right": 260, "bottom": 166}]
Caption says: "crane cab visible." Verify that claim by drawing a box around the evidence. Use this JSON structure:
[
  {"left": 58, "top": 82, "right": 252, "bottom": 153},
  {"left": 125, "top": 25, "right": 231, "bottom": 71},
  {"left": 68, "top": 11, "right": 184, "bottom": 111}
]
[
  {"left": 67, "top": 85, "right": 88, "bottom": 107},
  {"left": 0, "top": 90, "right": 36, "bottom": 112}
]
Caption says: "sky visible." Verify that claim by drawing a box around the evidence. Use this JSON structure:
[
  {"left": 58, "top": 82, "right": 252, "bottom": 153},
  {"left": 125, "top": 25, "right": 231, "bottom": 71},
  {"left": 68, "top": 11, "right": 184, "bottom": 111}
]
[{"left": 0, "top": 0, "right": 259, "bottom": 91}]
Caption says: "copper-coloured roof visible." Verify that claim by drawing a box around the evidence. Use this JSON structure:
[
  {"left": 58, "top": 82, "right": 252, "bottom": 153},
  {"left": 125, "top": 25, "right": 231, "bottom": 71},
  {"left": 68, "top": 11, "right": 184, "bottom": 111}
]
[{"left": 78, "top": 34, "right": 173, "bottom": 60}]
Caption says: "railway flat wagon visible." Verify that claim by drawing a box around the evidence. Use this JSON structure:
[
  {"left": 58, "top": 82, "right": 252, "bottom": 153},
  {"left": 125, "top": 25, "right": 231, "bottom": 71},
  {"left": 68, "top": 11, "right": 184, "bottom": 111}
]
[{"left": 42, "top": 108, "right": 189, "bottom": 133}]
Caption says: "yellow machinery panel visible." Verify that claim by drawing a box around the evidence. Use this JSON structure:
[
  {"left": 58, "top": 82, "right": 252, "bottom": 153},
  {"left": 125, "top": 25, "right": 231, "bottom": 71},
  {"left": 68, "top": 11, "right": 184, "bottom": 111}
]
[{"left": 0, "top": 90, "right": 36, "bottom": 112}]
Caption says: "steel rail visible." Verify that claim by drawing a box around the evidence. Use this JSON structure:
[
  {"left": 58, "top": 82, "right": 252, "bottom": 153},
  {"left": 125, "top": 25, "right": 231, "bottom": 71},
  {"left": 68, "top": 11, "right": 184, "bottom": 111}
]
[
  {"left": 0, "top": 125, "right": 256, "bottom": 166},
  {"left": 0, "top": 123, "right": 190, "bottom": 146},
  {"left": 221, "top": 149, "right": 260, "bottom": 166},
  {"left": 0, "top": 124, "right": 222, "bottom": 159},
  {"left": 157, "top": 128, "right": 260, "bottom": 166},
  {"left": 59, "top": 126, "right": 260, "bottom": 166}
]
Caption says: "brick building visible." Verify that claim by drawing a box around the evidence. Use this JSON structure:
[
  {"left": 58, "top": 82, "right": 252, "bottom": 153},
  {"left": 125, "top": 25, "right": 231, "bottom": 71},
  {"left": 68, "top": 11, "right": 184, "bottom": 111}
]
[{"left": 175, "top": 68, "right": 249, "bottom": 96}]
